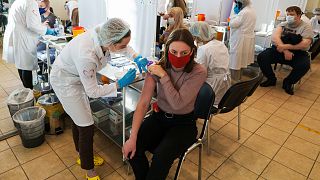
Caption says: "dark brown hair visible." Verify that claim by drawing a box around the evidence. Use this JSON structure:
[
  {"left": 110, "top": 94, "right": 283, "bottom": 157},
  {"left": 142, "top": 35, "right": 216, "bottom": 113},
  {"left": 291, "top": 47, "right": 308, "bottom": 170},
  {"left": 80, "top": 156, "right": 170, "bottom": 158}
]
[
  {"left": 114, "top": 30, "right": 131, "bottom": 44},
  {"left": 286, "top": 6, "right": 302, "bottom": 16},
  {"left": 159, "top": 28, "right": 197, "bottom": 73}
]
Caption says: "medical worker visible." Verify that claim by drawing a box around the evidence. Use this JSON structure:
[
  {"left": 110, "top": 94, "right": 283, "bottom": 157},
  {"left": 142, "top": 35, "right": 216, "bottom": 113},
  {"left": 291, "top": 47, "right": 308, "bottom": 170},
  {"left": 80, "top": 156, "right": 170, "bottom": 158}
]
[
  {"left": 190, "top": 21, "right": 231, "bottom": 105},
  {"left": 311, "top": 8, "right": 320, "bottom": 35},
  {"left": 229, "top": 0, "right": 256, "bottom": 80},
  {"left": 2, "top": 0, "right": 56, "bottom": 89},
  {"left": 50, "top": 18, "right": 148, "bottom": 180}
]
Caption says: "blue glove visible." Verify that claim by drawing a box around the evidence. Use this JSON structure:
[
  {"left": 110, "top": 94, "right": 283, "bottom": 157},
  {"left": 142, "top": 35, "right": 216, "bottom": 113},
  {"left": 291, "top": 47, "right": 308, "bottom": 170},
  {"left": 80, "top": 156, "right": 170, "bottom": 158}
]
[
  {"left": 118, "top": 68, "right": 137, "bottom": 89},
  {"left": 46, "top": 28, "right": 57, "bottom": 36},
  {"left": 134, "top": 55, "right": 148, "bottom": 73},
  {"left": 233, "top": 4, "right": 241, "bottom": 14}
]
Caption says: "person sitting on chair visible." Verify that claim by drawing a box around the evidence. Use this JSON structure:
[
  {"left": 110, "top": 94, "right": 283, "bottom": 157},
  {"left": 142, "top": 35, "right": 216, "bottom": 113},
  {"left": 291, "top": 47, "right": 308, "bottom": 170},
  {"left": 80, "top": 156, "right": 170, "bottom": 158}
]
[
  {"left": 257, "top": 6, "right": 313, "bottom": 95},
  {"left": 309, "top": 8, "right": 320, "bottom": 60}
]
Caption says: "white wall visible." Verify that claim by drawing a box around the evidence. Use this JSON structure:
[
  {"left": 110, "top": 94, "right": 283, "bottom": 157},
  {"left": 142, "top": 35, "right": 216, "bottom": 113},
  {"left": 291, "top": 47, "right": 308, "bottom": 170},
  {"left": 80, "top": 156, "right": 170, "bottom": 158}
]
[
  {"left": 78, "top": 0, "right": 107, "bottom": 29},
  {"left": 50, "top": 0, "right": 69, "bottom": 20}
]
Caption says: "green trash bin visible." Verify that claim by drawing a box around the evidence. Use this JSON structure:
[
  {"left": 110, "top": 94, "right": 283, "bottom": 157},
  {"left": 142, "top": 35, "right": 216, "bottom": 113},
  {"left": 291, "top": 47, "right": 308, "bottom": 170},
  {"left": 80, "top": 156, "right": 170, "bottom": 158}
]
[{"left": 12, "top": 107, "right": 46, "bottom": 148}]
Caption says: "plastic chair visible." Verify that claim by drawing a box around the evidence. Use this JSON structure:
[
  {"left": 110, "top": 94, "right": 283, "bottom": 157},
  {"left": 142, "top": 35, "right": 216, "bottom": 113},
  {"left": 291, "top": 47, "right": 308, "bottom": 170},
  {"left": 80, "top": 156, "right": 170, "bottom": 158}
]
[
  {"left": 173, "top": 82, "right": 215, "bottom": 180},
  {"left": 207, "top": 68, "right": 262, "bottom": 154}
]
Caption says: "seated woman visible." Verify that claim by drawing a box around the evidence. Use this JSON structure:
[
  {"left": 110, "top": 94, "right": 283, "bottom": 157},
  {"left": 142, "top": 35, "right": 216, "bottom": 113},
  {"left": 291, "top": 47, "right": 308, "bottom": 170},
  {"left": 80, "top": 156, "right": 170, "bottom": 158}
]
[
  {"left": 38, "top": 0, "right": 56, "bottom": 28},
  {"left": 190, "top": 22, "right": 231, "bottom": 105},
  {"left": 159, "top": 7, "right": 187, "bottom": 45},
  {"left": 122, "top": 29, "right": 207, "bottom": 179}
]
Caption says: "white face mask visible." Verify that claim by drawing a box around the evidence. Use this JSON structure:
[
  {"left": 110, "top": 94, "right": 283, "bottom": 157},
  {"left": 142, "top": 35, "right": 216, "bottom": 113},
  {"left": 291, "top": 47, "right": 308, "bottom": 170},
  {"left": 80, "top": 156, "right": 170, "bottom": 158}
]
[
  {"left": 286, "top": 15, "right": 295, "bottom": 24},
  {"left": 316, "top": 15, "right": 320, "bottom": 20},
  {"left": 168, "top": 17, "right": 175, "bottom": 25}
]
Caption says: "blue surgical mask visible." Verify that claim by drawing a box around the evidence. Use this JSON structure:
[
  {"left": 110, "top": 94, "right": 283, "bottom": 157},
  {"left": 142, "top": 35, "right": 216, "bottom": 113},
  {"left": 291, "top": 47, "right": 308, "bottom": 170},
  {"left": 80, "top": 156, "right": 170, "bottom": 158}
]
[
  {"left": 286, "top": 15, "right": 295, "bottom": 24},
  {"left": 39, "top": 8, "right": 46, "bottom": 15},
  {"left": 234, "top": 4, "right": 241, "bottom": 14}
]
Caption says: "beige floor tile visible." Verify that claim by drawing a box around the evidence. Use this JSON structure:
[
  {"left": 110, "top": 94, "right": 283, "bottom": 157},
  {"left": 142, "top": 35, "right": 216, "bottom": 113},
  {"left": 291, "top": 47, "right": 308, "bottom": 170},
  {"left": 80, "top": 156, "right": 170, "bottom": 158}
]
[
  {"left": 243, "top": 107, "right": 271, "bottom": 123},
  {"left": 0, "top": 107, "right": 11, "bottom": 120},
  {"left": 260, "top": 94, "right": 286, "bottom": 107},
  {"left": 47, "top": 169, "right": 76, "bottom": 180},
  {"left": 261, "top": 161, "right": 306, "bottom": 180},
  {"left": 274, "top": 108, "right": 304, "bottom": 124},
  {"left": 207, "top": 175, "right": 220, "bottom": 180},
  {"left": 216, "top": 110, "right": 238, "bottom": 121},
  {"left": 0, "top": 139, "right": 9, "bottom": 152},
  {"left": 230, "top": 115, "right": 263, "bottom": 133},
  {"left": 0, "top": 149, "right": 19, "bottom": 174},
  {"left": 267, "top": 88, "right": 291, "bottom": 101},
  {"left": 300, "top": 83, "right": 320, "bottom": 94},
  {"left": 167, "top": 159, "right": 210, "bottom": 180},
  {"left": 274, "top": 147, "right": 314, "bottom": 176},
  {"left": 68, "top": 164, "right": 86, "bottom": 180},
  {"left": 284, "top": 136, "right": 320, "bottom": 161},
  {"left": 218, "top": 123, "right": 252, "bottom": 143},
  {"left": 0, "top": 97, "right": 7, "bottom": 109},
  {"left": 55, "top": 143, "right": 78, "bottom": 167},
  {"left": 281, "top": 102, "right": 310, "bottom": 115},
  {"left": 102, "top": 171, "right": 124, "bottom": 180},
  {"left": 306, "top": 108, "right": 320, "bottom": 121},
  {"left": 252, "top": 100, "right": 279, "bottom": 114},
  {"left": 230, "top": 146, "right": 271, "bottom": 174},
  {"left": 293, "top": 125, "right": 320, "bottom": 146},
  {"left": 243, "top": 96, "right": 258, "bottom": 106},
  {"left": 93, "top": 130, "right": 113, "bottom": 153},
  {"left": 244, "top": 134, "right": 281, "bottom": 159},
  {"left": 293, "top": 89, "right": 319, "bottom": 101},
  {"left": 45, "top": 129, "right": 73, "bottom": 149},
  {"left": 309, "top": 162, "right": 320, "bottom": 180},
  {"left": 209, "top": 116, "right": 228, "bottom": 131},
  {"left": 287, "top": 96, "right": 314, "bottom": 108},
  {"left": 187, "top": 148, "right": 227, "bottom": 173},
  {"left": 265, "top": 115, "right": 297, "bottom": 133},
  {"left": 300, "top": 116, "right": 320, "bottom": 133},
  {"left": 0, "top": 118, "right": 15, "bottom": 134},
  {"left": 98, "top": 143, "right": 124, "bottom": 170},
  {"left": 3, "top": 85, "right": 24, "bottom": 95},
  {"left": 311, "top": 102, "right": 320, "bottom": 111},
  {"left": 255, "top": 124, "right": 290, "bottom": 145},
  {"left": 116, "top": 164, "right": 135, "bottom": 180},
  {"left": 0, "top": 88, "right": 8, "bottom": 98},
  {"left": 209, "top": 133, "right": 241, "bottom": 157},
  {"left": 6, "top": 135, "right": 22, "bottom": 147},
  {"left": 213, "top": 159, "right": 258, "bottom": 180},
  {"left": 22, "top": 152, "right": 66, "bottom": 180},
  {"left": 0, "top": 80, "right": 22, "bottom": 89},
  {"left": 0, "top": 166, "right": 28, "bottom": 180},
  {"left": 12, "top": 142, "right": 52, "bottom": 164}
]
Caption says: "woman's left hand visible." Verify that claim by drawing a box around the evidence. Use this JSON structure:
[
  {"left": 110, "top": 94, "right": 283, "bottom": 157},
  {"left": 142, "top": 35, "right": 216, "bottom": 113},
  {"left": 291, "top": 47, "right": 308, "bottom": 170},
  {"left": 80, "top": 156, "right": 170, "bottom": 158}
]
[{"left": 147, "top": 65, "right": 167, "bottom": 78}]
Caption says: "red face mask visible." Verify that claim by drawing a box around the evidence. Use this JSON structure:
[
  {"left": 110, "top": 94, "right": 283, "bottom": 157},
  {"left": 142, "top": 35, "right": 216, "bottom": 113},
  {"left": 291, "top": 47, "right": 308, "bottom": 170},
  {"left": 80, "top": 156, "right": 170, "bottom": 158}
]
[{"left": 168, "top": 51, "right": 192, "bottom": 68}]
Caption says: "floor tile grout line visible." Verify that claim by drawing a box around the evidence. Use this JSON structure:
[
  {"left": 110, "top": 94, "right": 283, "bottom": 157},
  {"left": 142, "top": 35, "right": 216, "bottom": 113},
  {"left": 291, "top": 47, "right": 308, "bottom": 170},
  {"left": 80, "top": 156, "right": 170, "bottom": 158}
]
[{"left": 307, "top": 151, "right": 320, "bottom": 179}]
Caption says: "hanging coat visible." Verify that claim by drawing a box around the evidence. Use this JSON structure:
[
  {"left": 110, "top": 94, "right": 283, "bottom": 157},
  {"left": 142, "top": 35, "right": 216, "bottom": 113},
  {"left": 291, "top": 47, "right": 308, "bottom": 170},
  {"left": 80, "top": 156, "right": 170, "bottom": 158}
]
[
  {"left": 50, "top": 29, "right": 136, "bottom": 127},
  {"left": 2, "top": 0, "right": 47, "bottom": 70},
  {"left": 229, "top": 5, "right": 256, "bottom": 70}
]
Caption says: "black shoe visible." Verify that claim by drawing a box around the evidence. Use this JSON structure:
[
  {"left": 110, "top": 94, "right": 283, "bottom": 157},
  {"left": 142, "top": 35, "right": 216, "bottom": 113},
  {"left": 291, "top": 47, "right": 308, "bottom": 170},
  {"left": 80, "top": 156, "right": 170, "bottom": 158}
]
[
  {"left": 260, "top": 78, "right": 277, "bottom": 87},
  {"left": 282, "top": 81, "right": 294, "bottom": 95}
]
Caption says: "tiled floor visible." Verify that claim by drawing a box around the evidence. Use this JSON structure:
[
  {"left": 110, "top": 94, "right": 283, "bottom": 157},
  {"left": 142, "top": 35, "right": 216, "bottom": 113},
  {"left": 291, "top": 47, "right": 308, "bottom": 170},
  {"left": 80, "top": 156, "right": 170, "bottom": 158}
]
[{"left": 0, "top": 54, "right": 320, "bottom": 180}]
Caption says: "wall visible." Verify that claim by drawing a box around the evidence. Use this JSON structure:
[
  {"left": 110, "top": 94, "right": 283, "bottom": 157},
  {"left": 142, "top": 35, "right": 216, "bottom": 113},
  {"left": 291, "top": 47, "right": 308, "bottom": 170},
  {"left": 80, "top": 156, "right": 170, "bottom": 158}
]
[{"left": 50, "top": 0, "right": 69, "bottom": 20}]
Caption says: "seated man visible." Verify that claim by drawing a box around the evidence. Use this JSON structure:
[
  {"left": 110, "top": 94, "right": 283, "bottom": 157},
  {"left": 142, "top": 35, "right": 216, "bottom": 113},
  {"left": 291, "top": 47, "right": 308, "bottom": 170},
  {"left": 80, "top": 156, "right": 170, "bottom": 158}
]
[
  {"left": 310, "top": 8, "right": 320, "bottom": 60},
  {"left": 258, "top": 6, "right": 313, "bottom": 95}
]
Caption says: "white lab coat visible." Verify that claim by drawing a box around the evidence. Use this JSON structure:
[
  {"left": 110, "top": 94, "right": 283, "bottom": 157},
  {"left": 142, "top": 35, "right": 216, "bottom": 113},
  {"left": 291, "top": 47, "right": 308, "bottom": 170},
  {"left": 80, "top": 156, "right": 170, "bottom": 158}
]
[
  {"left": 50, "top": 29, "right": 136, "bottom": 127},
  {"left": 66, "top": 0, "right": 78, "bottom": 21},
  {"left": 2, "top": 0, "right": 47, "bottom": 70},
  {"left": 229, "top": 5, "right": 256, "bottom": 70},
  {"left": 196, "top": 40, "right": 231, "bottom": 105},
  {"left": 311, "top": 17, "right": 320, "bottom": 36}
]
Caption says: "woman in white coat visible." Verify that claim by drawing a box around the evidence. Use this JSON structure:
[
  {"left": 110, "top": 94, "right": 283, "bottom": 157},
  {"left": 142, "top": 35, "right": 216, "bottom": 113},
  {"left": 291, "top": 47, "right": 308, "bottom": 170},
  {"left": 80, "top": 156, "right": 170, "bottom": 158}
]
[
  {"left": 190, "top": 22, "right": 231, "bottom": 105},
  {"left": 50, "top": 18, "right": 148, "bottom": 180},
  {"left": 2, "top": 0, "right": 56, "bottom": 89},
  {"left": 229, "top": 0, "right": 256, "bottom": 81}
]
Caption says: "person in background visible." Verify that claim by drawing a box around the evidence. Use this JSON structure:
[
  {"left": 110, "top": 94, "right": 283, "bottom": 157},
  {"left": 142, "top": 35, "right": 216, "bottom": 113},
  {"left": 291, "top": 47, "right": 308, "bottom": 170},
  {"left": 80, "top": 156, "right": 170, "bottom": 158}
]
[
  {"left": 301, "top": 12, "right": 311, "bottom": 25},
  {"left": 229, "top": 0, "right": 256, "bottom": 81},
  {"left": 38, "top": 0, "right": 56, "bottom": 28},
  {"left": 50, "top": 18, "right": 149, "bottom": 180},
  {"left": 190, "top": 21, "right": 231, "bottom": 105},
  {"left": 65, "top": 0, "right": 79, "bottom": 26},
  {"left": 258, "top": 6, "right": 313, "bottom": 95},
  {"left": 309, "top": 8, "right": 320, "bottom": 60},
  {"left": 159, "top": 7, "right": 186, "bottom": 45},
  {"left": 123, "top": 28, "right": 207, "bottom": 179},
  {"left": 166, "top": 0, "right": 188, "bottom": 18},
  {"left": 2, "top": 0, "right": 56, "bottom": 89}
]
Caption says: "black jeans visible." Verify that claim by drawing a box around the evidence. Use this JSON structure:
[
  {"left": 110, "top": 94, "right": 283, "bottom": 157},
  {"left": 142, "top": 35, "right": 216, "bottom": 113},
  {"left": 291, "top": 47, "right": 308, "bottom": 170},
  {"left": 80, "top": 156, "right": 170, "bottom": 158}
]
[
  {"left": 18, "top": 69, "right": 33, "bottom": 89},
  {"left": 257, "top": 47, "right": 310, "bottom": 84},
  {"left": 129, "top": 112, "right": 197, "bottom": 180},
  {"left": 72, "top": 122, "right": 94, "bottom": 170}
]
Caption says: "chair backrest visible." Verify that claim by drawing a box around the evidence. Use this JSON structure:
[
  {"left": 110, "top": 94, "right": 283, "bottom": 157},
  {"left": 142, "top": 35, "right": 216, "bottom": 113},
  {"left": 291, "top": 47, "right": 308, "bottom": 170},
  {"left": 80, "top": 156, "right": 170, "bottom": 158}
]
[
  {"left": 241, "top": 67, "right": 263, "bottom": 97},
  {"left": 194, "top": 82, "right": 215, "bottom": 139}
]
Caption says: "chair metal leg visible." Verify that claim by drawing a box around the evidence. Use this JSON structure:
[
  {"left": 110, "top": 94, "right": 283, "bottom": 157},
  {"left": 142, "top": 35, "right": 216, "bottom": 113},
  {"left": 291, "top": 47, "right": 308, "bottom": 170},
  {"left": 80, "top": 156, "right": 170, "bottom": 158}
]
[
  {"left": 174, "top": 155, "right": 185, "bottom": 180},
  {"left": 198, "top": 144, "right": 203, "bottom": 180},
  {"left": 207, "top": 116, "right": 211, "bottom": 155},
  {"left": 238, "top": 105, "right": 241, "bottom": 140}
]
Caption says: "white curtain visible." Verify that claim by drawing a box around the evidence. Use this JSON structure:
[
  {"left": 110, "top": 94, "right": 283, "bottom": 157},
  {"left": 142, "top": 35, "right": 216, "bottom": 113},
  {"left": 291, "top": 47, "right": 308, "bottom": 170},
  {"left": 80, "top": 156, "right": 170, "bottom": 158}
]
[{"left": 78, "top": 0, "right": 108, "bottom": 29}]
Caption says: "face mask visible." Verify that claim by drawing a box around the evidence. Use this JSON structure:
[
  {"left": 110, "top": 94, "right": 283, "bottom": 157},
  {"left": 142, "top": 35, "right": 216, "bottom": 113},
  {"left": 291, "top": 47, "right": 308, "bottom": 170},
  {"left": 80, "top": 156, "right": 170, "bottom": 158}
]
[
  {"left": 316, "top": 15, "right": 320, "bottom": 20},
  {"left": 168, "top": 17, "right": 175, "bottom": 25},
  {"left": 168, "top": 51, "right": 191, "bottom": 68},
  {"left": 286, "top": 15, "right": 295, "bottom": 24},
  {"left": 233, "top": 4, "right": 241, "bottom": 14},
  {"left": 39, "top": 8, "right": 46, "bottom": 15}
]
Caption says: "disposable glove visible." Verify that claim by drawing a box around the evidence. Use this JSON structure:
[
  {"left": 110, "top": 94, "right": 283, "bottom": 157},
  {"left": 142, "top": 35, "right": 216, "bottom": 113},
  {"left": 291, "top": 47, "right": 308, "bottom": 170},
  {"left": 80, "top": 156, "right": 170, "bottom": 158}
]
[
  {"left": 117, "top": 68, "right": 137, "bottom": 89},
  {"left": 46, "top": 28, "right": 57, "bottom": 36},
  {"left": 134, "top": 55, "right": 148, "bottom": 73},
  {"left": 233, "top": 4, "right": 241, "bottom": 14}
]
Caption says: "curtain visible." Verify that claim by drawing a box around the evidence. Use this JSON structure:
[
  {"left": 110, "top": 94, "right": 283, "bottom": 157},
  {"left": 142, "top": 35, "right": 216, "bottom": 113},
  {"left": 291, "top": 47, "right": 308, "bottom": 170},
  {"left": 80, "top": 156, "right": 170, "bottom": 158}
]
[{"left": 78, "top": 0, "right": 107, "bottom": 29}]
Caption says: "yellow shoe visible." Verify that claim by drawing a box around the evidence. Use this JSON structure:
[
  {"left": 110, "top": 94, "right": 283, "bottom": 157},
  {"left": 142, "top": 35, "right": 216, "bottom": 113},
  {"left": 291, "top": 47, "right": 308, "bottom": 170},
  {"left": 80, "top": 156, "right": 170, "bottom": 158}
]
[
  {"left": 86, "top": 174, "right": 100, "bottom": 180},
  {"left": 76, "top": 156, "right": 104, "bottom": 166}
]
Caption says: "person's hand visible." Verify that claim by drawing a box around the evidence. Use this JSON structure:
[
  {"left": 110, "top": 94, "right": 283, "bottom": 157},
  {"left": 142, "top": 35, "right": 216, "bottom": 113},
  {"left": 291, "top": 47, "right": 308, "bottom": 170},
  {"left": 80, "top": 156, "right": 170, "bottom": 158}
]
[
  {"left": 134, "top": 55, "right": 148, "bottom": 73},
  {"left": 233, "top": 4, "right": 241, "bottom": 14},
  {"left": 122, "top": 137, "right": 136, "bottom": 159},
  {"left": 162, "top": 14, "right": 170, "bottom": 20},
  {"left": 43, "top": 20, "right": 49, "bottom": 27},
  {"left": 147, "top": 64, "right": 167, "bottom": 78},
  {"left": 283, "top": 50, "right": 294, "bottom": 61},
  {"left": 45, "top": 28, "right": 57, "bottom": 36},
  {"left": 276, "top": 44, "right": 287, "bottom": 53},
  {"left": 158, "top": 12, "right": 165, "bottom": 16},
  {"left": 117, "top": 68, "right": 137, "bottom": 89}
]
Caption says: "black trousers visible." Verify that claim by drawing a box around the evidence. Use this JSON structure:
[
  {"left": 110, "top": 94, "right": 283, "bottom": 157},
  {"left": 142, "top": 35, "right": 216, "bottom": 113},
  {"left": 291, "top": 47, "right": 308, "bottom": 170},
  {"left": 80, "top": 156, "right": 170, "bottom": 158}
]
[
  {"left": 129, "top": 112, "right": 197, "bottom": 180},
  {"left": 310, "top": 37, "right": 320, "bottom": 60},
  {"left": 257, "top": 47, "right": 310, "bottom": 84},
  {"left": 18, "top": 69, "right": 33, "bottom": 89},
  {"left": 72, "top": 122, "right": 94, "bottom": 170}
]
